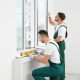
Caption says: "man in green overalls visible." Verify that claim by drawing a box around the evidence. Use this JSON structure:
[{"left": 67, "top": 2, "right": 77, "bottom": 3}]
[
  {"left": 49, "top": 12, "right": 67, "bottom": 80},
  {"left": 30, "top": 30, "right": 64, "bottom": 80}
]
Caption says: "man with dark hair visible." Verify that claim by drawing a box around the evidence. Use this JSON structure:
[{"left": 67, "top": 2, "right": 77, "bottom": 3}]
[
  {"left": 49, "top": 12, "right": 67, "bottom": 80},
  {"left": 30, "top": 30, "right": 64, "bottom": 80},
  {"left": 57, "top": 12, "right": 66, "bottom": 21},
  {"left": 38, "top": 30, "right": 48, "bottom": 37}
]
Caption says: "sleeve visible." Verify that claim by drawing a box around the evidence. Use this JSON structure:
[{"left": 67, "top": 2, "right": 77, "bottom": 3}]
[
  {"left": 58, "top": 27, "right": 66, "bottom": 37},
  {"left": 45, "top": 44, "right": 53, "bottom": 55}
]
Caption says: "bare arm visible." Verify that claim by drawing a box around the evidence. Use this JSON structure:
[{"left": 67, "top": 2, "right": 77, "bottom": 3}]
[
  {"left": 54, "top": 36, "right": 62, "bottom": 42},
  {"left": 33, "top": 55, "right": 50, "bottom": 63}
]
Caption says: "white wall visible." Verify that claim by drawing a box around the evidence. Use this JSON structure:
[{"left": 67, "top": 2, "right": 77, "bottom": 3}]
[
  {"left": 48, "top": 0, "right": 55, "bottom": 39},
  {"left": 53, "top": 0, "right": 80, "bottom": 74},
  {"left": 0, "top": 0, "right": 16, "bottom": 80},
  {"left": 0, "top": 0, "right": 80, "bottom": 80}
]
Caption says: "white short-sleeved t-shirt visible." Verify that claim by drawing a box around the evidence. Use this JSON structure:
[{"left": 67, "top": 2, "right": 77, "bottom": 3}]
[
  {"left": 45, "top": 40, "right": 61, "bottom": 64},
  {"left": 54, "top": 22, "right": 67, "bottom": 41}
]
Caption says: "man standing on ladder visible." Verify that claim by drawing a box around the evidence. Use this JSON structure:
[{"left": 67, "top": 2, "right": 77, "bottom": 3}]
[{"left": 49, "top": 12, "right": 68, "bottom": 80}]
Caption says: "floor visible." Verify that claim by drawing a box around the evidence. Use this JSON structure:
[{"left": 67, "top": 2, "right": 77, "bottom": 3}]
[
  {"left": 46, "top": 74, "right": 80, "bottom": 80},
  {"left": 65, "top": 74, "right": 80, "bottom": 80}
]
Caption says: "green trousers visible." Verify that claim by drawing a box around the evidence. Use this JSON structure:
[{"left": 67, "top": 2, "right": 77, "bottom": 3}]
[
  {"left": 32, "top": 61, "right": 64, "bottom": 80},
  {"left": 53, "top": 25, "right": 67, "bottom": 80},
  {"left": 58, "top": 41, "right": 65, "bottom": 80}
]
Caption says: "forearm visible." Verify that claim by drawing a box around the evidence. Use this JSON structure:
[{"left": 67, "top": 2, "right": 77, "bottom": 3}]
[
  {"left": 54, "top": 36, "right": 62, "bottom": 42},
  {"left": 33, "top": 56, "right": 48, "bottom": 63},
  {"left": 54, "top": 39, "right": 60, "bottom": 42}
]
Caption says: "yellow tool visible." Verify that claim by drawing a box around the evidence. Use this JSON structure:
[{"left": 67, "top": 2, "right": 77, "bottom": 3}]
[
  {"left": 21, "top": 51, "right": 28, "bottom": 57},
  {"left": 29, "top": 50, "right": 36, "bottom": 54},
  {"left": 21, "top": 49, "right": 36, "bottom": 57}
]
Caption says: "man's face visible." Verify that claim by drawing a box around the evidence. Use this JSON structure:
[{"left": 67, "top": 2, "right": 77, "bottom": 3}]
[
  {"left": 38, "top": 34, "right": 46, "bottom": 43},
  {"left": 55, "top": 15, "right": 60, "bottom": 22}
]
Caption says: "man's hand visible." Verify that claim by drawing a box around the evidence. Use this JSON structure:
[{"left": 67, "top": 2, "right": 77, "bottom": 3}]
[
  {"left": 30, "top": 54, "right": 35, "bottom": 59},
  {"left": 35, "top": 48, "right": 45, "bottom": 55},
  {"left": 49, "top": 17, "right": 54, "bottom": 25},
  {"left": 40, "top": 52, "right": 45, "bottom": 56}
]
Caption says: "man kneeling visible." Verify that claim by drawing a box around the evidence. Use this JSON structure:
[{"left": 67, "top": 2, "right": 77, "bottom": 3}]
[{"left": 31, "top": 30, "right": 64, "bottom": 80}]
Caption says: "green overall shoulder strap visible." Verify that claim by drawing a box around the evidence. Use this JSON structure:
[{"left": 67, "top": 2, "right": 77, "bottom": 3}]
[
  {"left": 49, "top": 42, "right": 63, "bottom": 64},
  {"left": 58, "top": 25, "right": 68, "bottom": 38},
  {"left": 49, "top": 42, "right": 59, "bottom": 52},
  {"left": 59, "top": 25, "right": 67, "bottom": 29}
]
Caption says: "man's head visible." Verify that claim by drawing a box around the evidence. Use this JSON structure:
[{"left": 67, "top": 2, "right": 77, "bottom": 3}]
[
  {"left": 55, "top": 12, "right": 66, "bottom": 22},
  {"left": 38, "top": 30, "right": 49, "bottom": 43}
]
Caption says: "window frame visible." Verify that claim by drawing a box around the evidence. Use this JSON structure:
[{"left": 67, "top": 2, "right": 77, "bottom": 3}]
[{"left": 17, "top": 0, "right": 48, "bottom": 50}]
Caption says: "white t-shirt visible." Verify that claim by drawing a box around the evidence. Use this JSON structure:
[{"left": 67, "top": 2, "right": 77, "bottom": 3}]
[
  {"left": 45, "top": 40, "right": 61, "bottom": 64},
  {"left": 54, "top": 22, "right": 67, "bottom": 41}
]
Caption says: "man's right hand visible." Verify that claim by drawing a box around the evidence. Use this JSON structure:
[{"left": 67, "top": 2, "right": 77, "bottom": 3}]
[
  {"left": 40, "top": 52, "right": 45, "bottom": 56},
  {"left": 49, "top": 16, "right": 54, "bottom": 25}
]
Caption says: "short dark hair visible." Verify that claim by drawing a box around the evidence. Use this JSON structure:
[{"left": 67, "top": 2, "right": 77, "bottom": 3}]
[
  {"left": 57, "top": 12, "right": 66, "bottom": 21},
  {"left": 38, "top": 30, "right": 48, "bottom": 37}
]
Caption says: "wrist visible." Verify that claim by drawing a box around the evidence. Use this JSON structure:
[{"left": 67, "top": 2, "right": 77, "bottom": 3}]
[{"left": 30, "top": 54, "right": 36, "bottom": 59}]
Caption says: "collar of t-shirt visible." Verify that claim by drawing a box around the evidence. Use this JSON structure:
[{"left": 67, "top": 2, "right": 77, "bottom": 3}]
[
  {"left": 46, "top": 39, "right": 55, "bottom": 45},
  {"left": 45, "top": 39, "right": 59, "bottom": 50}
]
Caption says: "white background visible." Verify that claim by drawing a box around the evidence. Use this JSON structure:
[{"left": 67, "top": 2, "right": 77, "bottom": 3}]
[
  {"left": 0, "top": 0, "right": 16, "bottom": 80},
  {"left": 54, "top": 0, "right": 80, "bottom": 74},
  {"left": 48, "top": 0, "right": 80, "bottom": 74},
  {"left": 0, "top": 0, "right": 80, "bottom": 80}
]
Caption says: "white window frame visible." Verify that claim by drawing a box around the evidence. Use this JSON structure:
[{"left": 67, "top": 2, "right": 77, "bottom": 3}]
[{"left": 17, "top": 0, "right": 48, "bottom": 50}]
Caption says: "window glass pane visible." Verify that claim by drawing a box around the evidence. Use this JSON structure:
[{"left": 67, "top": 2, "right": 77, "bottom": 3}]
[
  {"left": 37, "top": 0, "right": 48, "bottom": 46},
  {"left": 17, "top": 0, "right": 48, "bottom": 50},
  {"left": 17, "top": 0, "right": 35, "bottom": 50},
  {"left": 17, "top": 0, "right": 23, "bottom": 50},
  {"left": 24, "top": 0, "right": 35, "bottom": 49}
]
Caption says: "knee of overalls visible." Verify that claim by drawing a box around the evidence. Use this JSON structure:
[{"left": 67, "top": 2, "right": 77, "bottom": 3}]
[{"left": 32, "top": 69, "right": 38, "bottom": 77}]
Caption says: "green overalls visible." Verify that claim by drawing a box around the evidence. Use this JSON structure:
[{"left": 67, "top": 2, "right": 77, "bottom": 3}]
[
  {"left": 32, "top": 42, "right": 64, "bottom": 80},
  {"left": 54, "top": 25, "right": 67, "bottom": 80}
]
